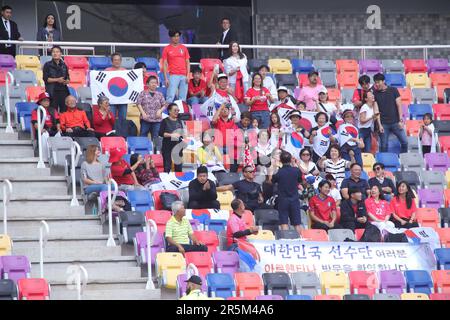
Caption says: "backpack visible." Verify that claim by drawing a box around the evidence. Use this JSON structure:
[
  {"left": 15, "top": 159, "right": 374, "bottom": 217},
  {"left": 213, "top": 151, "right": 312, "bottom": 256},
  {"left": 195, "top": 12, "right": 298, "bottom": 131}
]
[
  {"left": 360, "top": 224, "right": 382, "bottom": 242},
  {"left": 160, "top": 192, "right": 181, "bottom": 211},
  {"left": 384, "top": 232, "right": 408, "bottom": 243},
  {"left": 114, "top": 119, "right": 138, "bottom": 137}
]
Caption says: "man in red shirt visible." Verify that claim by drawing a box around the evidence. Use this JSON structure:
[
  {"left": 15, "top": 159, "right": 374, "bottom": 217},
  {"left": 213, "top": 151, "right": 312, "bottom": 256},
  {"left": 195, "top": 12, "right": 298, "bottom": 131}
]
[
  {"left": 187, "top": 67, "right": 208, "bottom": 106},
  {"left": 59, "top": 95, "right": 95, "bottom": 137},
  {"left": 226, "top": 199, "right": 259, "bottom": 250},
  {"left": 309, "top": 180, "right": 340, "bottom": 231},
  {"left": 162, "top": 29, "right": 190, "bottom": 103}
]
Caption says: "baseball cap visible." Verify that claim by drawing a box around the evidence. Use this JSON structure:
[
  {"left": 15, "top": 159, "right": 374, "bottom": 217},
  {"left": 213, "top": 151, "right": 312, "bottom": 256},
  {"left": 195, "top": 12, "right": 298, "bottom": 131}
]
[
  {"left": 308, "top": 70, "right": 319, "bottom": 77},
  {"left": 289, "top": 110, "right": 302, "bottom": 119},
  {"left": 277, "top": 86, "right": 288, "bottom": 93},
  {"left": 185, "top": 275, "right": 202, "bottom": 286},
  {"left": 319, "top": 88, "right": 328, "bottom": 94},
  {"left": 108, "top": 147, "right": 126, "bottom": 163},
  {"left": 217, "top": 73, "right": 228, "bottom": 80},
  {"left": 37, "top": 92, "right": 51, "bottom": 104}
]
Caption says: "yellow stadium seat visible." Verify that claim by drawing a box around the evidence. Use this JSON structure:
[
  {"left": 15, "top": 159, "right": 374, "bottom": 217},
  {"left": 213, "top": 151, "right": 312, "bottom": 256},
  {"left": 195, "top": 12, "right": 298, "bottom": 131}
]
[
  {"left": 126, "top": 104, "right": 141, "bottom": 135},
  {"left": 0, "top": 234, "right": 12, "bottom": 256},
  {"left": 217, "top": 191, "right": 234, "bottom": 210},
  {"left": 445, "top": 171, "right": 450, "bottom": 189},
  {"left": 320, "top": 271, "right": 350, "bottom": 297},
  {"left": 401, "top": 293, "right": 429, "bottom": 300},
  {"left": 362, "top": 153, "right": 376, "bottom": 172},
  {"left": 406, "top": 73, "right": 430, "bottom": 88},
  {"left": 247, "top": 230, "right": 275, "bottom": 241},
  {"left": 35, "top": 70, "right": 45, "bottom": 86},
  {"left": 268, "top": 59, "right": 293, "bottom": 74},
  {"left": 155, "top": 252, "right": 186, "bottom": 289},
  {"left": 16, "top": 55, "right": 41, "bottom": 72}
]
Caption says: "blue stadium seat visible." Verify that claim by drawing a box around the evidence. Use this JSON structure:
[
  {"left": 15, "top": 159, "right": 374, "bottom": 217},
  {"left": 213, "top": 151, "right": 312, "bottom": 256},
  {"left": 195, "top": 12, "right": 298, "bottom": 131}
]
[
  {"left": 388, "top": 137, "right": 401, "bottom": 154},
  {"left": 205, "top": 219, "right": 227, "bottom": 235},
  {"left": 435, "top": 248, "right": 450, "bottom": 270},
  {"left": 127, "top": 137, "right": 153, "bottom": 155},
  {"left": 286, "top": 294, "right": 312, "bottom": 300},
  {"left": 16, "top": 102, "right": 37, "bottom": 131},
  {"left": 127, "top": 190, "right": 154, "bottom": 212},
  {"left": 68, "top": 86, "right": 78, "bottom": 99},
  {"left": 206, "top": 273, "right": 236, "bottom": 299},
  {"left": 345, "top": 170, "right": 369, "bottom": 181},
  {"left": 375, "top": 153, "right": 400, "bottom": 172},
  {"left": 404, "top": 270, "right": 433, "bottom": 294},
  {"left": 157, "top": 87, "right": 167, "bottom": 99},
  {"left": 385, "top": 73, "right": 406, "bottom": 88},
  {"left": 88, "top": 56, "right": 112, "bottom": 70},
  {"left": 409, "top": 104, "right": 433, "bottom": 120},
  {"left": 136, "top": 57, "right": 160, "bottom": 72},
  {"left": 291, "top": 59, "right": 314, "bottom": 74}
]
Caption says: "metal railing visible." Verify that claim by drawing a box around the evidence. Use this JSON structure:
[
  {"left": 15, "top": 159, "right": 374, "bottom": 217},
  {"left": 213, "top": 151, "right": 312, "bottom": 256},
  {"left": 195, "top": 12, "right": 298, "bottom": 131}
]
[
  {"left": 3, "top": 72, "right": 14, "bottom": 134},
  {"left": 145, "top": 219, "right": 158, "bottom": 290},
  {"left": 106, "top": 178, "right": 118, "bottom": 247},
  {"left": 36, "top": 106, "right": 47, "bottom": 169},
  {"left": 39, "top": 220, "right": 50, "bottom": 278},
  {"left": 74, "top": 264, "right": 88, "bottom": 300},
  {"left": 70, "top": 141, "right": 81, "bottom": 207},
  {"left": 18, "top": 45, "right": 95, "bottom": 56},
  {"left": 2, "top": 179, "right": 12, "bottom": 235}
]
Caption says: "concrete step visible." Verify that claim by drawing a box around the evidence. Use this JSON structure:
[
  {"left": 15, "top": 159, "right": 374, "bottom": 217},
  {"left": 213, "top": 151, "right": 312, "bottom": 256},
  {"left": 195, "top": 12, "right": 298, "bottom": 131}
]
[
  {"left": 6, "top": 223, "right": 102, "bottom": 238},
  {"left": 14, "top": 245, "right": 122, "bottom": 261},
  {"left": 51, "top": 288, "right": 161, "bottom": 300},
  {"left": 0, "top": 140, "right": 34, "bottom": 158},
  {"left": 0, "top": 131, "right": 18, "bottom": 140},
  {"left": 3, "top": 202, "right": 85, "bottom": 218},
  {"left": 3, "top": 216, "right": 100, "bottom": 232},
  {"left": 30, "top": 256, "right": 137, "bottom": 270},
  {"left": 49, "top": 279, "right": 149, "bottom": 291},
  {"left": 0, "top": 177, "right": 69, "bottom": 198},
  {"left": 0, "top": 158, "right": 51, "bottom": 176}
]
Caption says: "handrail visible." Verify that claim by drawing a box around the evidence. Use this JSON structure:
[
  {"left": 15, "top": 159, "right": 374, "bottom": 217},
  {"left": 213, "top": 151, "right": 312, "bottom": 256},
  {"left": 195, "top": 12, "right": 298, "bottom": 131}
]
[
  {"left": 4, "top": 72, "right": 14, "bottom": 134},
  {"left": 39, "top": 220, "right": 50, "bottom": 278},
  {"left": 2, "top": 179, "right": 12, "bottom": 235},
  {"left": 36, "top": 106, "right": 47, "bottom": 169},
  {"left": 186, "top": 263, "right": 199, "bottom": 278},
  {"left": 70, "top": 141, "right": 81, "bottom": 207},
  {"left": 145, "top": 218, "right": 158, "bottom": 290},
  {"left": 75, "top": 265, "right": 88, "bottom": 300},
  {"left": 106, "top": 178, "right": 118, "bottom": 247}
]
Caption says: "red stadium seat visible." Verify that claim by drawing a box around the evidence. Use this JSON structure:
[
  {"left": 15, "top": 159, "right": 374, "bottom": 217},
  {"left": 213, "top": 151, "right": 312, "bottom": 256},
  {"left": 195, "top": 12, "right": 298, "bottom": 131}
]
[
  {"left": 64, "top": 55, "right": 89, "bottom": 71},
  {"left": 354, "top": 229, "right": 365, "bottom": 241},
  {"left": 227, "top": 296, "right": 253, "bottom": 300},
  {"left": 431, "top": 270, "right": 450, "bottom": 293},
  {"left": 431, "top": 73, "right": 450, "bottom": 88},
  {"left": 145, "top": 210, "right": 172, "bottom": 234},
  {"left": 17, "top": 278, "right": 50, "bottom": 300},
  {"left": 416, "top": 208, "right": 440, "bottom": 230},
  {"left": 26, "top": 86, "right": 45, "bottom": 102},
  {"left": 349, "top": 271, "right": 378, "bottom": 297},
  {"left": 326, "top": 88, "right": 341, "bottom": 103},
  {"left": 432, "top": 104, "right": 450, "bottom": 120},
  {"left": 406, "top": 120, "right": 421, "bottom": 136},
  {"left": 0, "top": 70, "right": 7, "bottom": 86},
  {"left": 298, "top": 73, "right": 322, "bottom": 88},
  {"left": 439, "top": 136, "right": 450, "bottom": 154},
  {"left": 152, "top": 190, "right": 180, "bottom": 211},
  {"left": 336, "top": 60, "right": 359, "bottom": 74},
  {"left": 149, "top": 154, "right": 163, "bottom": 172},
  {"left": 397, "top": 88, "right": 413, "bottom": 105},
  {"left": 404, "top": 59, "right": 427, "bottom": 74},
  {"left": 234, "top": 272, "right": 264, "bottom": 299},
  {"left": 242, "top": 210, "right": 255, "bottom": 227},
  {"left": 429, "top": 293, "right": 450, "bottom": 300},
  {"left": 436, "top": 228, "right": 450, "bottom": 248},
  {"left": 300, "top": 229, "right": 329, "bottom": 241},
  {"left": 437, "top": 86, "right": 449, "bottom": 103},
  {"left": 314, "top": 294, "right": 342, "bottom": 300},
  {"left": 337, "top": 72, "right": 358, "bottom": 89},
  {"left": 200, "top": 58, "right": 223, "bottom": 73},
  {"left": 185, "top": 120, "right": 210, "bottom": 138},
  {"left": 185, "top": 251, "right": 214, "bottom": 278},
  {"left": 68, "top": 70, "right": 87, "bottom": 89},
  {"left": 100, "top": 136, "right": 127, "bottom": 153},
  {"left": 193, "top": 231, "right": 219, "bottom": 252}
]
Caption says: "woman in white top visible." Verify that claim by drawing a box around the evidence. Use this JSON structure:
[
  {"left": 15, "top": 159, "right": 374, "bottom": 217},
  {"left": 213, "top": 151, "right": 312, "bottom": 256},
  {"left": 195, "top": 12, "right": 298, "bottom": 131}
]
[
  {"left": 318, "top": 144, "right": 355, "bottom": 189},
  {"left": 358, "top": 91, "right": 380, "bottom": 153},
  {"left": 258, "top": 65, "right": 277, "bottom": 100},
  {"left": 256, "top": 130, "right": 275, "bottom": 172},
  {"left": 224, "top": 41, "right": 249, "bottom": 102},
  {"left": 297, "top": 148, "right": 320, "bottom": 176},
  {"left": 315, "top": 89, "right": 341, "bottom": 115}
]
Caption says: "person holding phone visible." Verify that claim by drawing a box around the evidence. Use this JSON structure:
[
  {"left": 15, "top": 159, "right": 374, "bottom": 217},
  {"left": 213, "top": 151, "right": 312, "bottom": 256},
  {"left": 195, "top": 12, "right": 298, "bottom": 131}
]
[{"left": 358, "top": 91, "right": 380, "bottom": 153}]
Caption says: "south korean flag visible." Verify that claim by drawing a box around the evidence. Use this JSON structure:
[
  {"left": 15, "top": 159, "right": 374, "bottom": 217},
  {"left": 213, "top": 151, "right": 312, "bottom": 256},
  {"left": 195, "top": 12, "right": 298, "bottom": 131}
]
[{"left": 90, "top": 69, "right": 144, "bottom": 104}]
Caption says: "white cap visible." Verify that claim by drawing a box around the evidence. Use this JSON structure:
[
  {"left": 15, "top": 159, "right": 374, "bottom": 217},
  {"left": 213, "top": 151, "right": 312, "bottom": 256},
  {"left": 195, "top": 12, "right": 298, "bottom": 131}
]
[
  {"left": 319, "top": 87, "right": 328, "bottom": 94},
  {"left": 277, "top": 86, "right": 288, "bottom": 92},
  {"left": 217, "top": 73, "right": 228, "bottom": 80}
]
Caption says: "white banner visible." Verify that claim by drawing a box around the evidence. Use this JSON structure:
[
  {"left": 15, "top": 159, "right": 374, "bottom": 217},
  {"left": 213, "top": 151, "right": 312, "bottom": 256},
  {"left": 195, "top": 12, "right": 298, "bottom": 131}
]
[
  {"left": 185, "top": 208, "right": 231, "bottom": 223},
  {"left": 158, "top": 170, "right": 217, "bottom": 190},
  {"left": 90, "top": 69, "right": 144, "bottom": 104},
  {"left": 200, "top": 91, "right": 241, "bottom": 121},
  {"left": 250, "top": 239, "right": 436, "bottom": 274}
]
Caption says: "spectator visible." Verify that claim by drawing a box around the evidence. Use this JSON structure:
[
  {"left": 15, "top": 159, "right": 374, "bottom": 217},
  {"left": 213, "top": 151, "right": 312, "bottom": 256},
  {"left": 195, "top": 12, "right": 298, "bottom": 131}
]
[
  {"left": 217, "top": 165, "right": 265, "bottom": 212},
  {"left": 59, "top": 95, "right": 95, "bottom": 137},
  {"left": 81, "top": 145, "right": 109, "bottom": 196},
  {"left": 197, "top": 131, "right": 224, "bottom": 171},
  {"left": 270, "top": 151, "right": 303, "bottom": 233},
  {"left": 296, "top": 147, "right": 320, "bottom": 176},
  {"left": 105, "top": 52, "right": 128, "bottom": 123},
  {"left": 159, "top": 103, "right": 185, "bottom": 173},
  {"left": 217, "top": 17, "right": 237, "bottom": 60},
  {"left": 309, "top": 112, "right": 336, "bottom": 162},
  {"left": 315, "top": 88, "right": 340, "bottom": 115},
  {"left": 165, "top": 201, "right": 208, "bottom": 254},
  {"left": 211, "top": 103, "right": 238, "bottom": 152},
  {"left": 338, "top": 109, "right": 364, "bottom": 166},
  {"left": 188, "top": 166, "right": 220, "bottom": 209},
  {"left": 419, "top": 113, "right": 436, "bottom": 155},
  {"left": 109, "top": 147, "right": 145, "bottom": 191},
  {"left": 136, "top": 75, "right": 166, "bottom": 152},
  {"left": 36, "top": 13, "right": 61, "bottom": 55},
  {"left": 365, "top": 185, "right": 393, "bottom": 232},
  {"left": 268, "top": 112, "right": 282, "bottom": 148},
  {"left": 43, "top": 45, "right": 70, "bottom": 113},
  {"left": 298, "top": 71, "right": 327, "bottom": 111},
  {"left": 358, "top": 91, "right": 381, "bottom": 153},
  {"left": 373, "top": 73, "right": 408, "bottom": 153},
  {"left": 224, "top": 41, "right": 249, "bottom": 103},
  {"left": 162, "top": 29, "right": 190, "bottom": 103},
  {"left": 258, "top": 65, "right": 277, "bottom": 100},
  {"left": 318, "top": 145, "right": 355, "bottom": 189},
  {"left": 352, "top": 75, "right": 373, "bottom": 111},
  {"left": 187, "top": 68, "right": 208, "bottom": 106},
  {"left": 340, "top": 163, "right": 370, "bottom": 200},
  {"left": 244, "top": 73, "right": 274, "bottom": 129},
  {"left": 390, "top": 181, "right": 419, "bottom": 229},
  {"left": 226, "top": 199, "right": 259, "bottom": 250},
  {"left": 276, "top": 86, "right": 299, "bottom": 108},
  {"left": 0, "top": 5, "right": 22, "bottom": 57},
  {"left": 309, "top": 180, "right": 341, "bottom": 231},
  {"left": 252, "top": 118, "right": 259, "bottom": 134},
  {"left": 92, "top": 96, "right": 115, "bottom": 138},
  {"left": 134, "top": 62, "right": 150, "bottom": 86},
  {"left": 284, "top": 110, "right": 310, "bottom": 139},
  {"left": 325, "top": 174, "right": 341, "bottom": 206},
  {"left": 129, "top": 153, "right": 161, "bottom": 188},
  {"left": 236, "top": 111, "right": 253, "bottom": 131},
  {"left": 340, "top": 187, "right": 369, "bottom": 231},
  {"left": 256, "top": 130, "right": 274, "bottom": 170},
  {"left": 179, "top": 275, "right": 208, "bottom": 300},
  {"left": 208, "top": 72, "right": 236, "bottom": 101},
  {"left": 368, "top": 162, "right": 395, "bottom": 201}
]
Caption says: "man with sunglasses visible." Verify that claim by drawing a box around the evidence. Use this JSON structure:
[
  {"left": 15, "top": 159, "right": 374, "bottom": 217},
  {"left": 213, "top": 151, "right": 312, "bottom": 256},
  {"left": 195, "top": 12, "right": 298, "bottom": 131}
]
[{"left": 368, "top": 162, "right": 395, "bottom": 201}]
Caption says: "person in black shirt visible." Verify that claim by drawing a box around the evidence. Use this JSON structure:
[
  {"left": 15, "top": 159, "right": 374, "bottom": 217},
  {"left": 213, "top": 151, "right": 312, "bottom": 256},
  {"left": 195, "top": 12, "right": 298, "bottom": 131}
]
[
  {"left": 373, "top": 73, "right": 408, "bottom": 153},
  {"left": 0, "top": 6, "right": 22, "bottom": 57},
  {"left": 43, "top": 46, "right": 70, "bottom": 113},
  {"left": 340, "top": 187, "right": 368, "bottom": 231},
  {"left": 368, "top": 162, "right": 395, "bottom": 201},
  {"left": 341, "top": 163, "right": 370, "bottom": 200},
  {"left": 188, "top": 166, "right": 220, "bottom": 209}
]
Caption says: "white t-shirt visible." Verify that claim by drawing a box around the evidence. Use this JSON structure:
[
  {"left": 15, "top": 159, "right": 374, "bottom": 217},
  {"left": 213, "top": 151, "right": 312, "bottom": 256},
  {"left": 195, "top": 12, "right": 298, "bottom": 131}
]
[
  {"left": 299, "top": 160, "right": 318, "bottom": 175},
  {"left": 359, "top": 104, "right": 374, "bottom": 129},
  {"left": 317, "top": 102, "right": 337, "bottom": 115},
  {"left": 329, "top": 188, "right": 342, "bottom": 202},
  {"left": 263, "top": 76, "right": 278, "bottom": 100}
]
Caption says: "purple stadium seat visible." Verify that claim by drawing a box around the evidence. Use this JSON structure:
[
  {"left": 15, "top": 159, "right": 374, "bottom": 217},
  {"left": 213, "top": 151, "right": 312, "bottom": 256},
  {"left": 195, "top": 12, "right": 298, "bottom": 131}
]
[
  {"left": 425, "top": 153, "right": 450, "bottom": 172},
  {"left": 135, "top": 232, "right": 164, "bottom": 265},
  {"left": 379, "top": 270, "right": 406, "bottom": 294},
  {"left": 212, "top": 251, "right": 240, "bottom": 275},
  {"left": 0, "top": 54, "right": 16, "bottom": 70},
  {"left": 1, "top": 256, "right": 31, "bottom": 283},
  {"left": 255, "top": 295, "right": 284, "bottom": 300},
  {"left": 359, "top": 59, "right": 382, "bottom": 74},
  {"left": 191, "top": 103, "right": 204, "bottom": 120},
  {"left": 176, "top": 273, "right": 207, "bottom": 298},
  {"left": 427, "top": 59, "right": 449, "bottom": 73},
  {"left": 418, "top": 188, "right": 444, "bottom": 208}
]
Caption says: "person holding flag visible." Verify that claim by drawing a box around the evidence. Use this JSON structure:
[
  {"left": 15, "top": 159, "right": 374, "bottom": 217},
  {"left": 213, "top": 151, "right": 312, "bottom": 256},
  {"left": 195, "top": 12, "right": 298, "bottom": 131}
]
[
  {"left": 309, "top": 112, "right": 337, "bottom": 162},
  {"left": 281, "top": 110, "right": 310, "bottom": 160},
  {"left": 338, "top": 109, "right": 364, "bottom": 166}
]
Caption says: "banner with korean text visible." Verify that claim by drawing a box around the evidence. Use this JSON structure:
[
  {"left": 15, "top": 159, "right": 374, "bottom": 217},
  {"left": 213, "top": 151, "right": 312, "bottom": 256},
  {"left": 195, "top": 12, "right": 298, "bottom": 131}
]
[{"left": 250, "top": 240, "right": 436, "bottom": 274}]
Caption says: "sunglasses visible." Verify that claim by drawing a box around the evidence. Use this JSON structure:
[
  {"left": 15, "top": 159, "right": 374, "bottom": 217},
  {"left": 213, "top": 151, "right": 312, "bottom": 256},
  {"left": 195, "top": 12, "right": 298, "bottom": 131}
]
[{"left": 375, "top": 167, "right": 382, "bottom": 171}]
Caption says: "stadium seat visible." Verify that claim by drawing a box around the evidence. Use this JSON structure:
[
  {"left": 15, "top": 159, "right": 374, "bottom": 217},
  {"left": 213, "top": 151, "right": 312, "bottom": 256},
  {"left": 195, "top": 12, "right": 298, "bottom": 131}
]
[
  {"left": 149, "top": 154, "right": 163, "bottom": 172},
  {"left": 206, "top": 273, "right": 236, "bottom": 299},
  {"left": 384, "top": 73, "right": 406, "bottom": 88},
  {"left": 1, "top": 256, "right": 31, "bottom": 283},
  {"left": 212, "top": 251, "right": 239, "bottom": 275},
  {"left": 268, "top": 59, "right": 292, "bottom": 74},
  {"left": 0, "top": 279, "right": 18, "bottom": 300},
  {"left": 0, "top": 234, "right": 12, "bottom": 256},
  {"left": 359, "top": 59, "right": 382, "bottom": 74},
  {"left": 291, "top": 272, "right": 321, "bottom": 296},
  {"left": 373, "top": 293, "right": 400, "bottom": 300},
  {"left": 155, "top": 252, "right": 186, "bottom": 289},
  {"left": 348, "top": 271, "right": 378, "bottom": 297},
  {"left": 100, "top": 136, "right": 127, "bottom": 153},
  {"left": 145, "top": 210, "right": 171, "bottom": 234},
  {"left": 15, "top": 102, "right": 37, "bottom": 128},
  {"left": 184, "top": 120, "right": 210, "bottom": 138},
  {"left": 405, "top": 270, "right": 433, "bottom": 294},
  {"left": 68, "top": 70, "right": 87, "bottom": 89},
  {"left": 48, "top": 136, "right": 73, "bottom": 167},
  {"left": 64, "top": 56, "right": 89, "bottom": 71},
  {"left": 337, "top": 72, "right": 358, "bottom": 88},
  {"left": 313, "top": 60, "right": 336, "bottom": 73},
  {"left": 361, "top": 153, "right": 375, "bottom": 172},
  {"left": 314, "top": 294, "right": 342, "bottom": 300},
  {"left": 318, "top": 71, "right": 337, "bottom": 88},
  {"left": 336, "top": 59, "right": 358, "bottom": 74},
  {"left": 325, "top": 89, "right": 341, "bottom": 104},
  {"left": 416, "top": 208, "right": 440, "bottom": 230},
  {"left": 12, "top": 70, "right": 37, "bottom": 86},
  {"left": 431, "top": 72, "right": 450, "bottom": 87},
  {"left": 25, "top": 86, "right": 45, "bottom": 102},
  {"left": 215, "top": 172, "right": 240, "bottom": 186},
  {"left": 429, "top": 293, "right": 450, "bottom": 300},
  {"left": 432, "top": 104, "right": 450, "bottom": 120},
  {"left": 436, "top": 228, "right": 450, "bottom": 248},
  {"left": 134, "top": 231, "right": 164, "bottom": 265},
  {"left": 127, "top": 190, "right": 153, "bottom": 212},
  {"left": 301, "top": 229, "right": 328, "bottom": 241},
  {"left": 274, "top": 230, "right": 300, "bottom": 240},
  {"left": 205, "top": 219, "right": 227, "bottom": 234},
  {"left": 234, "top": 272, "right": 264, "bottom": 299},
  {"left": 328, "top": 229, "right": 355, "bottom": 242},
  {"left": 382, "top": 59, "right": 404, "bottom": 74},
  {"left": 320, "top": 271, "right": 350, "bottom": 296},
  {"left": 431, "top": 270, "right": 450, "bottom": 293},
  {"left": 200, "top": 58, "right": 223, "bottom": 74},
  {"left": 354, "top": 228, "right": 365, "bottom": 241},
  {"left": 152, "top": 190, "right": 179, "bottom": 211},
  {"left": 375, "top": 153, "right": 400, "bottom": 172},
  {"left": 17, "top": 278, "right": 50, "bottom": 300},
  {"left": 425, "top": 153, "right": 450, "bottom": 172},
  {"left": 247, "top": 230, "right": 275, "bottom": 241},
  {"left": 185, "top": 252, "right": 214, "bottom": 278},
  {"left": 435, "top": 248, "right": 450, "bottom": 270},
  {"left": 343, "top": 294, "right": 370, "bottom": 300},
  {"left": 421, "top": 171, "right": 447, "bottom": 189},
  {"left": 226, "top": 296, "right": 250, "bottom": 300},
  {"left": 127, "top": 136, "right": 152, "bottom": 155},
  {"left": 73, "top": 136, "right": 99, "bottom": 153},
  {"left": 77, "top": 87, "right": 93, "bottom": 104},
  {"left": 117, "top": 211, "right": 145, "bottom": 244},
  {"left": 217, "top": 191, "right": 233, "bottom": 210},
  {"left": 193, "top": 231, "right": 219, "bottom": 252},
  {"left": 408, "top": 103, "right": 432, "bottom": 120},
  {"left": 400, "top": 152, "right": 425, "bottom": 171},
  {"left": 379, "top": 270, "right": 406, "bottom": 294},
  {"left": 276, "top": 74, "right": 298, "bottom": 90},
  {"left": 248, "top": 59, "right": 268, "bottom": 73},
  {"left": 88, "top": 56, "right": 112, "bottom": 70},
  {"left": 427, "top": 58, "right": 449, "bottom": 73},
  {"left": 255, "top": 295, "right": 283, "bottom": 300},
  {"left": 439, "top": 136, "right": 450, "bottom": 154},
  {"left": 340, "top": 88, "right": 354, "bottom": 104},
  {"left": 439, "top": 208, "right": 450, "bottom": 227},
  {"left": 16, "top": 55, "right": 41, "bottom": 72},
  {"left": 136, "top": 57, "right": 160, "bottom": 72},
  {"left": 291, "top": 59, "right": 314, "bottom": 74},
  {"left": 418, "top": 188, "right": 444, "bottom": 208},
  {"left": 401, "top": 293, "right": 429, "bottom": 300},
  {"left": 406, "top": 73, "right": 430, "bottom": 88},
  {"left": 121, "top": 57, "right": 136, "bottom": 70},
  {"left": 297, "top": 73, "right": 322, "bottom": 88},
  {"left": 397, "top": 87, "right": 413, "bottom": 105},
  {"left": 0, "top": 54, "right": 16, "bottom": 70},
  {"left": 262, "top": 272, "right": 293, "bottom": 298},
  {"left": 285, "top": 294, "right": 312, "bottom": 300},
  {"left": 412, "top": 88, "right": 437, "bottom": 105},
  {"left": 407, "top": 136, "right": 420, "bottom": 153},
  {"left": 254, "top": 209, "right": 280, "bottom": 233},
  {"left": 404, "top": 59, "right": 427, "bottom": 74}
]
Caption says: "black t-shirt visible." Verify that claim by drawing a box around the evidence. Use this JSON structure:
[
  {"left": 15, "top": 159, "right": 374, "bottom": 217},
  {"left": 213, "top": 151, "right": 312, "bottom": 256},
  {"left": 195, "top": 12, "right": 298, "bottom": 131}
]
[
  {"left": 232, "top": 179, "right": 262, "bottom": 210},
  {"left": 368, "top": 177, "right": 396, "bottom": 194},
  {"left": 158, "top": 117, "right": 184, "bottom": 150},
  {"left": 374, "top": 86, "right": 400, "bottom": 125}
]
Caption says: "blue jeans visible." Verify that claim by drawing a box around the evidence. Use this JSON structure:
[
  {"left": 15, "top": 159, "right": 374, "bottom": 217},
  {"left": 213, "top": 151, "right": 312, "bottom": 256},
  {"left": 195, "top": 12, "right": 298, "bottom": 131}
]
[
  {"left": 342, "top": 145, "right": 363, "bottom": 167},
  {"left": 359, "top": 128, "right": 372, "bottom": 153},
  {"left": 166, "top": 75, "right": 188, "bottom": 103},
  {"left": 187, "top": 96, "right": 208, "bottom": 106},
  {"left": 379, "top": 122, "right": 408, "bottom": 153},
  {"left": 84, "top": 184, "right": 109, "bottom": 195},
  {"left": 140, "top": 120, "right": 161, "bottom": 151},
  {"left": 110, "top": 104, "right": 128, "bottom": 122},
  {"left": 251, "top": 111, "right": 270, "bottom": 129}
]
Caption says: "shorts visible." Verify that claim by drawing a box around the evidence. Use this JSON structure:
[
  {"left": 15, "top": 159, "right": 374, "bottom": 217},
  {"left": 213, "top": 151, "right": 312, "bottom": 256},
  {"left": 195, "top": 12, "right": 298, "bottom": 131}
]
[{"left": 278, "top": 197, "right": 301, "bottom": 226}]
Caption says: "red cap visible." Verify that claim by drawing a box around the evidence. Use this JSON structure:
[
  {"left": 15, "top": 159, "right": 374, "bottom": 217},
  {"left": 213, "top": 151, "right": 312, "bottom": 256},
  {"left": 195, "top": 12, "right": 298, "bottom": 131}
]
[
  {"left": 37, "top": 92, "right": 51, "bottom": 104},
  {"left": 108, "top": 147, "right": 126, "bottom": 163}
]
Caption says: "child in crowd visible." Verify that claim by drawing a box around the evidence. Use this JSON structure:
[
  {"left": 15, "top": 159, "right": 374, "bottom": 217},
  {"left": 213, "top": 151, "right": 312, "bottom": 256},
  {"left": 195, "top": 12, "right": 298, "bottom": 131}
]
[
  {"left": 419, "top": 113, "right": 436, "bottom": 155},
  {"left": 325, "top": 174, "right": 341, "bottom": 207}
]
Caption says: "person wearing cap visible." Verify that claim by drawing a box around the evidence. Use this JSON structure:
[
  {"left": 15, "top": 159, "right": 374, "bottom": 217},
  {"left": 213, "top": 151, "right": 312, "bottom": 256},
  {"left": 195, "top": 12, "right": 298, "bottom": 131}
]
[
  {"left": 110, "top": 147, "right": 145, "bottom": 191},
  {"left": 59, "top": 95, "right": 96, "bottom": 137},
  {"left": 258, "top": 65, "right": 277, "bottom": 100},
  {"left": 179, "top": 275, "right": 208, "bottom": 300},
  {"left": 316, "top": 88, "right": 341, "bottom": 115},
  {"left": 340, "top": 187, "right": 369, "bottom": 231},
  {"left": 337, "top": 109, "right": 364, "bottom": 166},
  {"left": 340, "top": 163, "right": 370, "bottom": 201},
  {"left": 285, "top": 110, "right": 310, "bottom": 138},
  {"left": 297, "top": 71, "right": 327, "bottom": 111},
  {"left": 43, "top": 45, "right": 70, "bottom": 113},
  {"left": 187, "top": 166, "right": 220, "bottom": 209},
  {"left": 276, "top": 86, "right": 299, "bottom": 107},
  {"left": 244, "top": 73, "right": 274, "bottom": 129},
  {"left": 226, "top": 199, "right": 259, "bottom": 250}
]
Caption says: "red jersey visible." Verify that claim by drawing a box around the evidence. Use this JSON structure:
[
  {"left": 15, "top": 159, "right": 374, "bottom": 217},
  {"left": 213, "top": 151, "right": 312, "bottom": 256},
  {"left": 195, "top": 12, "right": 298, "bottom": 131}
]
[
  {"left": 92, "top": 106, "right": 115, "bottom": 135},
  {"left": 31, "top": 108, "right": 59, "bottom": 128},
  {"left": 309, "top": 194, "right": 336, "bottom": 222},
  {"left": 111, "top": 160, "right": 135, "bottom": 185},
  {"left": 188, "top": 79, "right": 207, "bottom": 98},
  {"left": 245, "top": 87, "right": 271, "bottom": 112},
  {"left": 213, "top": 117, "right": 237, "bottom": 147},
  {"left": 162, "top": 44, "right": 190, "bottom": 75},
  {"left": 390, "top": 196, "right": 417, "bottom": 220},
  {"left": 365, "top": 197, "right": 391, "bottom": 221}
]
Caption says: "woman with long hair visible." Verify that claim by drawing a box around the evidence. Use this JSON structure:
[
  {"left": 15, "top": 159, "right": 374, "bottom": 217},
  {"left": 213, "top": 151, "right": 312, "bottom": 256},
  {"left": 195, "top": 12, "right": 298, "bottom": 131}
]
[
  {"left": 80, "top": 145, "right": 109, "bottom": 195},
  {"left": 390, "top": 181, "right": 419, "bottom": 229},
  {"left": 244, "top": 73, "right": 274, "bottom": 129},
  {"left": 37, "top": 14, "right": 62, "bottom": 43},
  {"left": 129, "top": 153, "right": 161, "bottom": 188},
  {"left": 224, "top": 41, "right": 249, "bottom": 103}
]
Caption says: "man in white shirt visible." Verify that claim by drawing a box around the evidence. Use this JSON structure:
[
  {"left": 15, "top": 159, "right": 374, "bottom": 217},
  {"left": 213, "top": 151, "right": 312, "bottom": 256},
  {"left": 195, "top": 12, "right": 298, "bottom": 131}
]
[
  {"left": 0, "top": 5, "right": 23, "bottom": 57},
  {"left": 217, "top": 17, "right": 237, "bottom": 60}
]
